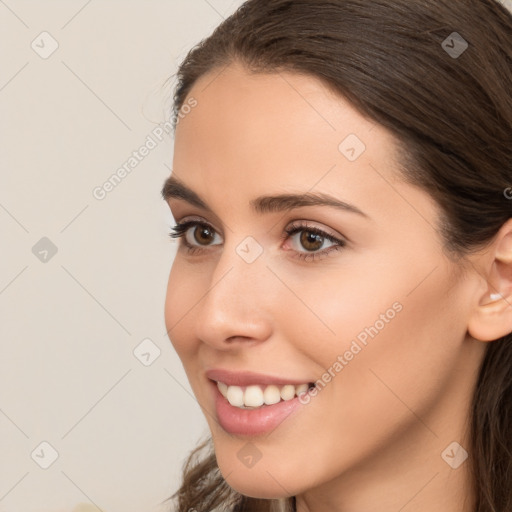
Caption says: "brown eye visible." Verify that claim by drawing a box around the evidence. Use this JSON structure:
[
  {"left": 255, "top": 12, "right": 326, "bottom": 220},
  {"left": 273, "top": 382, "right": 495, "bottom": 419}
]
[
  {"left": 193, "top": 225, "right": 216, "bottom": 245},
  {"left": 169, "top": 220, "right": 223, "bottom": 249},
  {"left": 283, "top": 223, "right": 346, "bottom": 262},
  {"left": 299, "top": 231, "right": 324, "bottom": 252}
]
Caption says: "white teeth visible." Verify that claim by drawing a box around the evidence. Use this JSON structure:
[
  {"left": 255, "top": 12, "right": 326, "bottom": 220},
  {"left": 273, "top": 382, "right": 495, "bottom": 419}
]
[
  {"left": 226, "top": 385, "right": 244, "bottom": 407},
  {"left": 244, "top": 385, "right": 264, "bottom": 407},
  {"left": 280, "top": 384, "right": 296, "bottom": 401},
  {"left": 295, "top": 383, "right": 308, "bottom": 395},
  {"left": 217, "top": 381, "right": 228, "bottom": 398},
  {"left": 263, "top": 385, "right": 281, "bottom": 405},
  {"left": 217, "top": 381, "right": 313, "bottom": 409}
]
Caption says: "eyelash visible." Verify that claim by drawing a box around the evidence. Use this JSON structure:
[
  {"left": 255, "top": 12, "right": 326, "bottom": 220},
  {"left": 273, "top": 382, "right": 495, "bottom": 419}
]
[{"left": 168, "top": 220, "right": 346, "bottom": 263}]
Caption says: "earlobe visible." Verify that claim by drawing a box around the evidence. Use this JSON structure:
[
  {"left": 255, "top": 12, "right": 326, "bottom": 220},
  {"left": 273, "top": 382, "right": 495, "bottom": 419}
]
[{"left": 467, "top": 219, "right": 512, "bottom": 343}]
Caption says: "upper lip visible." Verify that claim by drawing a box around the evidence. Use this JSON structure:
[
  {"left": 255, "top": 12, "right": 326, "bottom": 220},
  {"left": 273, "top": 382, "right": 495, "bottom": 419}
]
[{"left": 206, "top": 368, "right": 313, "bottom": 387}]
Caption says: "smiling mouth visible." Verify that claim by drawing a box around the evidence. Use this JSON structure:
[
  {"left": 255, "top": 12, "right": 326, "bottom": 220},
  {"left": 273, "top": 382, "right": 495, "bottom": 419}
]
[{"left": 215, "top": 381, "right": 316, "bottom": 409}]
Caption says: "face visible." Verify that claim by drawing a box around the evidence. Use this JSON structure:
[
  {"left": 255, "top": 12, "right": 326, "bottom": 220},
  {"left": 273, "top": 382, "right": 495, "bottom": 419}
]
[{"left": 163, "top": 62, "right": 485, "bottom": 501}]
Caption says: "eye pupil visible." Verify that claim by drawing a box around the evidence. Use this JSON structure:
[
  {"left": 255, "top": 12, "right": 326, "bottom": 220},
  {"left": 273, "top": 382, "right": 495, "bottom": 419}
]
[{"left": 300, "top": 231, "right": 323, "bottom": 251}]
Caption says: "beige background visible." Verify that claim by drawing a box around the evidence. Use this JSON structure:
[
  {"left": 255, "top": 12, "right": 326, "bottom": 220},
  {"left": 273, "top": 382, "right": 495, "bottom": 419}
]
[
  {"left": 1, "top": 1, "right": 511, "bottom": 512},
  {"left": 0, "top": 1, "right": 244, "bottom": 511}
]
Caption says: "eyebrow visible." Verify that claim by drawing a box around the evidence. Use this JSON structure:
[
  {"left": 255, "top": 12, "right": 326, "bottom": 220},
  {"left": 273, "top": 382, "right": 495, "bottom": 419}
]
[{"left": 161, "top": 175, "right": 368, "bottom": 218}]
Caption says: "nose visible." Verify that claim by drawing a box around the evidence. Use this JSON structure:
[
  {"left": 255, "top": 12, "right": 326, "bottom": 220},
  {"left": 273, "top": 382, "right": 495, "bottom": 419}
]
[{"left": 193, "top": 239, "right": 273, "bottom": 349}]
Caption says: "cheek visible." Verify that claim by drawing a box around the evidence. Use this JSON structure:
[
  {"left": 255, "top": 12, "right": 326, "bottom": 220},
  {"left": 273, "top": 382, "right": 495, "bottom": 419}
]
[
  {"left": 279, "top": 253, "right": 467, "bottom": 432},
  {"left": 287, "top": 243, "right": 463, "bottom": 364},
  {"left": 164, "top": 260, "right": 202, "bottom": 359},
  {"left": 272, "top": 260, "right": 408, "bottom": 369},
  {"left": 311, "top": 257, "right": 468, "bottom": 431}
]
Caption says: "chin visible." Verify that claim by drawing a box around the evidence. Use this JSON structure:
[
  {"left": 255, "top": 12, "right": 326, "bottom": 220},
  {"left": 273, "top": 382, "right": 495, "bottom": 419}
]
[
  {"left": 221, "top": 470, "right": 293, "bottom": 500},
  {"left": 213, "top": 447, "right": 301, "bottom": 500}
]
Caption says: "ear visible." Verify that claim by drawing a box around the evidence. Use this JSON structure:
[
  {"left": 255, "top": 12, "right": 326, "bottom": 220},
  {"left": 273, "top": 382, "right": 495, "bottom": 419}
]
[{"left": 467, "top": 218, "right": 512, "bottom": 342}]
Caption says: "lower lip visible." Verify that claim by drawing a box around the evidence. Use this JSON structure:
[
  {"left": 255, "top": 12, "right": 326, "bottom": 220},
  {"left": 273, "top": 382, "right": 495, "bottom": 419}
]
[{"left": 211, "top": 381, "right": 305, "bottom": 436}]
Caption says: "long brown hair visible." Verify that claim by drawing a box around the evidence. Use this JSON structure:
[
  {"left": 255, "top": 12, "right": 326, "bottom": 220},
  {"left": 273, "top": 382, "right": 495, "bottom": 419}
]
[{"left": 164, "top": 1, "right": 512, "bottom": 510}]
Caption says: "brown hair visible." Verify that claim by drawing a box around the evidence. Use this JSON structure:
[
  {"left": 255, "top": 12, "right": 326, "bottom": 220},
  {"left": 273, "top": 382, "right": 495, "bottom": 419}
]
[{"left": 164, "top": 1, "right": 512, "bottom": 510}]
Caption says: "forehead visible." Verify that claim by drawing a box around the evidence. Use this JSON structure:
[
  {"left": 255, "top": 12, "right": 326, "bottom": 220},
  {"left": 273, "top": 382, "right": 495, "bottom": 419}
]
[
  {"left": 178, "top": 62, "right": 378, "bottom": 152},
  {"left": 173, "top": 63, "right": 401, "bottom": 208}
]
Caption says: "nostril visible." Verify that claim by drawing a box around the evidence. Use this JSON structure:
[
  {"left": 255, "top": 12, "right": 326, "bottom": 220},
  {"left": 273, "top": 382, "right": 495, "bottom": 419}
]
[{"left": 225, "top": 335, "right": 256, "bottom": 343}]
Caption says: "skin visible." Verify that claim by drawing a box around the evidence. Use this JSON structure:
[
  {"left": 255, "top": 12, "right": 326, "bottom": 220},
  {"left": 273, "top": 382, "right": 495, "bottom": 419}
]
[{"left": 163, "top": 62, "right": 509, "bottom": 512}]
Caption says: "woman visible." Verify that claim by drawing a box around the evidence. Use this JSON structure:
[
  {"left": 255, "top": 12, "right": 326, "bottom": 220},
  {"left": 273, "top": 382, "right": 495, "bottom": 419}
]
[{"left": 161, "top": 1, "right": 512, "bottom": 510}]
